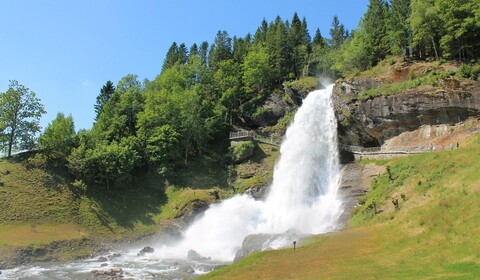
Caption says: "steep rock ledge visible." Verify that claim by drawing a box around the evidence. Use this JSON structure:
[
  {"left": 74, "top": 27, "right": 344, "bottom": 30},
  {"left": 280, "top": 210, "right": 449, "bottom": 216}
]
[{"left": 333, "top": 79, "right": 480, "bottom": 150}]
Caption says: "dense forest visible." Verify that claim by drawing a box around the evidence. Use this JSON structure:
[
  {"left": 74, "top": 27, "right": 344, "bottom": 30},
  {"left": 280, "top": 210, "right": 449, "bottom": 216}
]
[{"left": 1, "top": 0, "right": 479, "bottom": 192}]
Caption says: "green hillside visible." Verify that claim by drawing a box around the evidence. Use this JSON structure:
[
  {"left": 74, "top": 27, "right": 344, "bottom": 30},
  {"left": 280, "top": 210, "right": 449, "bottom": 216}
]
[
  {"left": 200, "top": 132, "right": 480, "bottom": 279},
  {"left": 0, "top": 142, "right": 278, "bottom": 265}
]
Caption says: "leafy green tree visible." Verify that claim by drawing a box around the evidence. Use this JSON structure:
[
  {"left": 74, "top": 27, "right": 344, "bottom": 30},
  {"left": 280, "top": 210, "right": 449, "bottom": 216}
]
[
  {"left": 94, "top": 74, "right": 144, "bottom": 141},
  {"left": 0, "top": 80, "right": 45, "bottom": 157},
  {"left": 334, "top": 21, "right": 373, "bottom": 75},
  {"left": 94, "top": 80, "right": 115, "bottom": 120},
  {"left": 436, "top": 0, "right": 480, "bottom": 60},
  {"left": 70, "top": 137, "right": 141, "bottom": 190},
  {"left": 242, "top": 45, "right": 273, "bottom": 93},
  {"left": 146, "top": 124, "right": 181, "bottom": 175},
  {"left": 38, "top": 112, "right": 76, "bottom": 162},
  {"left": 410, "top": 0, "right": 442, "bottom": 60},
  {"left": 213, "top": 59, "right": 243, "bottom": 124}
]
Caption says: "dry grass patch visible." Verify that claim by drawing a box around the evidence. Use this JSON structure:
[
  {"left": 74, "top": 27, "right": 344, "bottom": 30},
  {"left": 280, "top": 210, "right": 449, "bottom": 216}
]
[{"left": 0, "top": 223, "right": 84, "bottom": 248}]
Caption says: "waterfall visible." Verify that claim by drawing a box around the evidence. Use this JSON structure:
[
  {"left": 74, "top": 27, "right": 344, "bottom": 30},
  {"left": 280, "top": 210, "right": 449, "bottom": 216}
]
[{"left": 156, "top": 84, "right": 342, "bottom": 261}]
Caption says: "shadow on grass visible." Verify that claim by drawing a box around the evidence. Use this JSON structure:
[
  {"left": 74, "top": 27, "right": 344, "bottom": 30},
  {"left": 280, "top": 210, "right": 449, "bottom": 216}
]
[
  {"left": 88, "top": 172, "right": 168, "bottom": 230},
  {"left": 170, "top": 142, "right": 230, "bottom": 190}
]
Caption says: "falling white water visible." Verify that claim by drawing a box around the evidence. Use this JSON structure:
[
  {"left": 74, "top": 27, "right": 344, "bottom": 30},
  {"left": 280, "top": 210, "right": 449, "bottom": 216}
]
[{"left": 154, "top": 84, "right": 342, "bottom": 261}]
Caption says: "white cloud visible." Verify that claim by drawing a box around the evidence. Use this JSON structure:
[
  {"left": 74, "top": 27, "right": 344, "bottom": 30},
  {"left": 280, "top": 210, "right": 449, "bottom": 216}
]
[{"left": 81, "top": 79, "right": 93, "bottom": 88}]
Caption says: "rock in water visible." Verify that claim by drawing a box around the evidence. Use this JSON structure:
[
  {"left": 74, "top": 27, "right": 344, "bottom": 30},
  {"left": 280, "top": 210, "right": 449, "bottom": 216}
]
[
  {"left": 91, "top": 267, "right": 123, "bottom": 277},
  {"left": 187, "top": 249, "right": 210, "bottom": 261},
  {"left": 137, "top": 246, "right": 155, "bottom": 256},
  {"left": 97, "top": 256, "right": 108, "bottom": 262}
]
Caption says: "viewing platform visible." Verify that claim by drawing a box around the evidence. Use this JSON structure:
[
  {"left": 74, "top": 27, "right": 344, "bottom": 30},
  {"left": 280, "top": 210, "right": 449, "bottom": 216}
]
[{"left": 229, "top": 130, "right": 280, "bottom": 147}]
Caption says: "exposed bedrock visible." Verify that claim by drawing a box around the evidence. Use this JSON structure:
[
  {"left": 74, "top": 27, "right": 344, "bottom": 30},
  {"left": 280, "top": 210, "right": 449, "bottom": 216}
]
[{"left": 333, "top": 79, "right": 480, "bottom": 151}]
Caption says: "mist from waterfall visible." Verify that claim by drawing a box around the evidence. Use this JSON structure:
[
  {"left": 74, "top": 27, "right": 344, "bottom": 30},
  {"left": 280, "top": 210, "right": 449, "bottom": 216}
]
[{"left": 154, "top": 84, "right": 342, "bottom": 261}]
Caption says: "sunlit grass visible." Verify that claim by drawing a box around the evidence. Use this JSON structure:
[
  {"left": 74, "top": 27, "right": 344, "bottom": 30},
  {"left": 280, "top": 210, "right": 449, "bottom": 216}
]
[{"left": 200, "top": 133, "right": 480, "bottom": 279}]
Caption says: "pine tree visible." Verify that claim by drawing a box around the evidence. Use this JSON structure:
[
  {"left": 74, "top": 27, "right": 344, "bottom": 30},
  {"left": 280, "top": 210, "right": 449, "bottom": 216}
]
[
  {"left": 329, "top": 15, "right": 346, "bottom": 49},
  {"left": 313, "top": 28, "right": 326, "bottom": 48},
  {"left": 208, "top": 31, "right": 232, "bottom": 70},
  {"left": 364, "top": 0, "right": 389, "bottom": 64},
  {"left": 177, "top": 43, "right": 188, "bottom": 65},
  {"left": 162, "top": 42, "right": 179, "bottom": 72},
  {"left": 387, "top": 0, "right": 412, "bottom": 56},
  {"left": 94, "top": 81, "right": 115, "bottom": 121},
  {"left": 199, "top": 41, "right": 209, "bottom": 65},
  {"left": 253, "top": 19, "right": 269, "bottom": 43}
]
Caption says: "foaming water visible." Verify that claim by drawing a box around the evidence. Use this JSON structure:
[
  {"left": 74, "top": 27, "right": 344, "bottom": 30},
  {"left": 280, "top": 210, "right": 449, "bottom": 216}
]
[{"left": 0, "top": 85, "right": 343, "bottom": 279}]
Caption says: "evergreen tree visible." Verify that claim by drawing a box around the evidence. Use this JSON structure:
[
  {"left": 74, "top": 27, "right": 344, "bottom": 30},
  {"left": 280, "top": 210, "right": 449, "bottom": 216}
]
[
  {"left": 312, "top": 28, "right": 326, "bottom": 48},
  {"left": 289, "top": 13, "right": 309, "bottom": 78},
  {"left": 329, "top": 15, "right": 346, "bottom": 49},
  {"left": 233, "top": 36, "right": 251, "bottom": 64},
  {"left": 94, "top": 80, "right": 115, "bottom": 121},
  {"left": 208, "top": 30, "right": 233, "bottom": 70},
  {"left": 177, "top": 43, "right": 188, "bottom": 65},
  {"left": 253, "top": 19, "right": 269, "bottom": 43},
  {"left": 162, "top": 42, "right": 179, "bottom": 72},
  {"left": 387, "top": 0, "right": 412, "bottom": 56},
  {"left": 199, "top": 41, "right": 209, "bottom": 65},
  {"left": 189, "top": 43, "right": 199, "bottom": 59},
  {"left": 266, "top": 16, "right": 290, "bottom": 83},
  {"left": 364, "top": 0, "right": 389, "bottom": 64}
]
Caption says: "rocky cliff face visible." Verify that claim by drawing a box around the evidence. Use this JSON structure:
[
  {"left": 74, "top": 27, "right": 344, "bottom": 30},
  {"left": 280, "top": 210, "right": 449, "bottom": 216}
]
[{"left": 333, "top": 79, "right": 480, "bottom": 149}]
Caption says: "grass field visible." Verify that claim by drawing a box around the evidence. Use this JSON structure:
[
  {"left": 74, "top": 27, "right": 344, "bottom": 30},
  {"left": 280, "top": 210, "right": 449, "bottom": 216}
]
[{"left": 200, "top": 133, "right": 480, "bottom": 279}]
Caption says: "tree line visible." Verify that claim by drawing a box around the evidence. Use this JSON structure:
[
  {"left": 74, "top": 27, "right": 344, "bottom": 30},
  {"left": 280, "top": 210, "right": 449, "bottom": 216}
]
[{"left": 1, "top": 1, "right": 479, "bottom": 191}]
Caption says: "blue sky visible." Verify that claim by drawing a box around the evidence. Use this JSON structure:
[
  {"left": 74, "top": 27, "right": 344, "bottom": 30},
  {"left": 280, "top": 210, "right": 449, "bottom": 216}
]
[{"left": 0, "top": 0, "right": 368, "bottom": 131}]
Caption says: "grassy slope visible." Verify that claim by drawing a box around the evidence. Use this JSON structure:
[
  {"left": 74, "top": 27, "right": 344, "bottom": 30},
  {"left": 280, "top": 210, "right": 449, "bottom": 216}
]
[
  {"left": 200, "top": 133, "right": 480, "bottom": 279},
  {"left": 0, "top": 141, "right": 279, "bottom": 263},
  {"left": 345, "top": 57, "right": 479, "bottom": 100}
]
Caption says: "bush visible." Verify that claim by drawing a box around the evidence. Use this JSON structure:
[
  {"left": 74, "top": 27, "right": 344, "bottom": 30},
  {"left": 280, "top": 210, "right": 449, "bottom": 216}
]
[
  {"left": 229, "top": 141, "right": 255, "bottom": 163},
  {"left": 456, "top": 64, "right": 480, "bottom": 80},
  {"left": 283, "top": 77, "right": 318, "bottom": 93},
  {"left": 26, "top": 153, "right": 48, "bottom": 169}
]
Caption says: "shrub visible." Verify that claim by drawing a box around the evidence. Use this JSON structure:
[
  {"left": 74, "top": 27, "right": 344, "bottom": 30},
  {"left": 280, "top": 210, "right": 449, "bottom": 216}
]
[
  {"left": 229, "top": 141, "right": 255, "bottom": 163},
  {"left": 456, "top": 64, "right": 480, "bottom": 80},
  {"left": 26, "top": 153, "right": 48, "bottom": 169},
  {"left": 283, "top": 77, "right": 318, "bottom": 93}
]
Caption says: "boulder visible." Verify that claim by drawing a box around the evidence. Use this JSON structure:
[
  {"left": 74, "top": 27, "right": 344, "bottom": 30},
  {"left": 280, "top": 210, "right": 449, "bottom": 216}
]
[
  {"left": 91, "top": 267, "right": 123, "bottom": 277},
  {"left": 97, "top": 256, "right": 108, "bottom": 262},
  {"left": 234, "top": 231, "right": 303, "bottom": 262},
  {"left": 187, "top": 249, "right": 210, "bottom": 261},
  {"left": 137, "top": 246, "right": 155, "bottom": 256}
]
